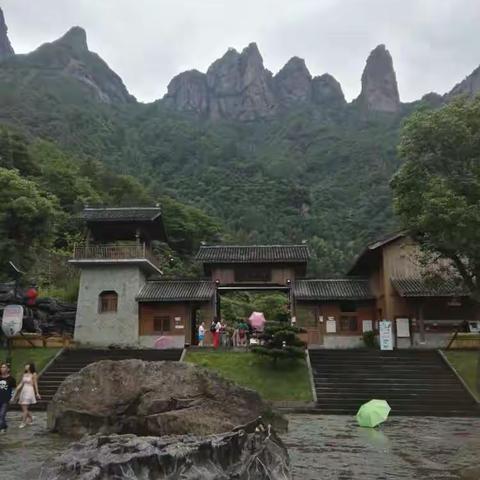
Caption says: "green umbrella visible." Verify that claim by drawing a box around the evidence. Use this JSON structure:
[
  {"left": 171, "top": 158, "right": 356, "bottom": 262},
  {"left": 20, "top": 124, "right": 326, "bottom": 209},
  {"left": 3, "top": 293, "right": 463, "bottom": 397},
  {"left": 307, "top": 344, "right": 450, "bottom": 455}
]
[{"left": 356, "top": 399, "right": 391, "bottom": 428}]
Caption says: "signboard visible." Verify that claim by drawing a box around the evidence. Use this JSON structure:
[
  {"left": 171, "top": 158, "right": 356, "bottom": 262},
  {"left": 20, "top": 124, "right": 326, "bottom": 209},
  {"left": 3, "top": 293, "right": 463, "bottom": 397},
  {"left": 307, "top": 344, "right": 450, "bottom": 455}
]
[
  {"left": 326, "top": 319, "right": 336, "bottom": 333},
  {"left": 379, "top": 320, "right": 393, "bottom": 351},
  {"left": 174, "top": 317, "right": 183, "bottom": 329},
  {"left": 396, "top": 318, "right": 410, "bottom": 338},
  {"left": 362, "top": 320, "right": 373, "bottom": 333},
  {"left": 1, "top": 305, "right": 23, "bottom": 337}
]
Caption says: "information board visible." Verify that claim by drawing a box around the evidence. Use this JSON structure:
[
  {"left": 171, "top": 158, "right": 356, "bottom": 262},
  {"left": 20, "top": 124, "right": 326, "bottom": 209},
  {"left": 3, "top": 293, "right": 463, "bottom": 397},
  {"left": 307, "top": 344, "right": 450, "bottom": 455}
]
[
  {"left": 1, "top": 305, "right": 23, "bottom": 337},
  {"left": 379, "top": 320, "right": 393, "bottom": 350},
  {"left": 396, "top": 318, "right": 410, "bottom": 338}
]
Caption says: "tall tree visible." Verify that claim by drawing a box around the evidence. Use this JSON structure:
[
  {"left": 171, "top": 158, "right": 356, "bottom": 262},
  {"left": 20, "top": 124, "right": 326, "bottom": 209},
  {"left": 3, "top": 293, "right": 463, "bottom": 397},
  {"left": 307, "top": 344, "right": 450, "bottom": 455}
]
[
  {"left": 391, "top": 97, "right": 480, "bottom": 302},
  {"left": 0, "top": 167, "right": 60, "bottom": 276}
]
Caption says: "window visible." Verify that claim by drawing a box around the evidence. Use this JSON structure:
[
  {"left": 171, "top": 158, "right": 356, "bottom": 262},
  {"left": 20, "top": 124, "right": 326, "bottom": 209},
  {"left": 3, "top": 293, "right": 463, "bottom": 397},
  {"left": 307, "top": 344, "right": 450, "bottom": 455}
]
[
  {"left": 340, "top": 301, "right": 357, "bottom": 312},
  {"left": 99, "top": 291, "right": 118, "bottom": 313},
  {"left": 340, "top": 315, "right": 358, "bottom": 332},
  {"left": 153, "top": 316, "right": 171, "bottom": 333}
]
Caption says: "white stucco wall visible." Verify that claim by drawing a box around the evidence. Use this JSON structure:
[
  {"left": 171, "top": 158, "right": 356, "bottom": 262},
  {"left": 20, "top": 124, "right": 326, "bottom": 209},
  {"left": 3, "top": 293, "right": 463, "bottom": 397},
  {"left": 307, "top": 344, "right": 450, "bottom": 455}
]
[
  {"left": 74, "top": 265, "right": 146, "bottom": 347},
  {"left": 321, "top": 335, "right": 364, "bottom": 349}
]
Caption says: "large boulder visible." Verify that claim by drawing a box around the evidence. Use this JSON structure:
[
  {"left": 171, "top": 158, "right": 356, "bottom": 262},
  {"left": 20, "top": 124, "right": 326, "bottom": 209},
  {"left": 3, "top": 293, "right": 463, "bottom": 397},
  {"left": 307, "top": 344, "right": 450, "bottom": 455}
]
[
  {"left": 48, "top": 359, "right": 271, "bottom": 438},
  {"left": 40, "top": 419, "right": 291, "bottom": 480}
]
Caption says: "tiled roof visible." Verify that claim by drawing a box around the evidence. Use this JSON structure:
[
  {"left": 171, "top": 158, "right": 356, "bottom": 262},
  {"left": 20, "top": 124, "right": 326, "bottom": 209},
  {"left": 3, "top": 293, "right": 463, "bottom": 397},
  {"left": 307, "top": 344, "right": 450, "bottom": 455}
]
[
  {"left": 83, "top": 207, "right": 162, "bottom": 222},
  {"left": 391, "top": 277, "right": 470, "bottom": 298},
  {"left": 137, "top": 280, "right": 216, "bottom": 302},
  {"left": 294, "top": 279, "right": 374, "bottom": 300},
  {"left": 196, "top": 245, "right": 310, "bottom": 263}
]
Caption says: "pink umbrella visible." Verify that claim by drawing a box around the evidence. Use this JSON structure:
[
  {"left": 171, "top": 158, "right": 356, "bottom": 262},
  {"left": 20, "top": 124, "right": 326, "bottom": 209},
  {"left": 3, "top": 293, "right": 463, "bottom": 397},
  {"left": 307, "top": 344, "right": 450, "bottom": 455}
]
[
  {"left": 154, "top": 336, "right": 173, "bottom": 349},
  {"left": 249, "top": 311, "right": 266, "bottom": 331}
]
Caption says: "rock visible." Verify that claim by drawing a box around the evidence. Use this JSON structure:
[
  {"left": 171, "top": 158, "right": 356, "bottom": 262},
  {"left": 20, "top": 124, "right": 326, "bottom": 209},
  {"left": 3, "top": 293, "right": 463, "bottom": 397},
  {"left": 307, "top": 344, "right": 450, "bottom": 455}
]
[
  {"left": 355, "top": 44, "right": 400, "bottom": 112},
  {"left": 312, "top": 73, "right": 346, "bottom": 107},
  {"left": 206, "top": 43, "right": 277, "bottom": 121},
  {"left": 0, "top": 7, "right": 14, "bottom": 62},
  {"left": 55, "top": 26, "right": 89, "bottom": 55},
  {"left": 274, "top": 57, "right": 312, "bottom": 105},
  {"left": 40, "top": 419, "right": 291, "bottom": 480},
  {"left": 446, "top": 65, "right": 480, "bottom": 100},
  {"left": 460, "top": 466, "right": 480, "bottom": 480},
  {"left": 164, "top": 69, "right": 208, "bottom": 114},
  {"left": 48, "top": 359, "right": 272, "bottom": 438},
  {"left": 25, "top": 26, "right": 135, "bottom": 104}
]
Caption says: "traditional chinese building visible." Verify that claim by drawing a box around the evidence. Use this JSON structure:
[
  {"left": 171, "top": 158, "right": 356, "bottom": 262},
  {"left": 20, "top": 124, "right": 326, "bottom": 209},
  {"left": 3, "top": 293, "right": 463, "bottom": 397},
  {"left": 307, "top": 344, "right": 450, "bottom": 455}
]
[{"left": 70, "top": 208, "right": 477, "bottom": 349}]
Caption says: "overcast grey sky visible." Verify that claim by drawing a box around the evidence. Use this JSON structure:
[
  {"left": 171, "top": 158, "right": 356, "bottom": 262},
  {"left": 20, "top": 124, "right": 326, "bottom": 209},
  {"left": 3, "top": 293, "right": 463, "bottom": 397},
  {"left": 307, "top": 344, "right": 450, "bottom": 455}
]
[{"left": 2, "top": 0, "right": 480, "bottom": 103}]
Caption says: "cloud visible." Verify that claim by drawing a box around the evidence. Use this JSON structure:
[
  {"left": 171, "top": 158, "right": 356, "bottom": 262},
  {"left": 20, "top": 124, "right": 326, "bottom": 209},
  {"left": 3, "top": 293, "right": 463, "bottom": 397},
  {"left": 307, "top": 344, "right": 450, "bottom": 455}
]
[{"left": 3, "top": 0, "right": 480, "bottom": 102}]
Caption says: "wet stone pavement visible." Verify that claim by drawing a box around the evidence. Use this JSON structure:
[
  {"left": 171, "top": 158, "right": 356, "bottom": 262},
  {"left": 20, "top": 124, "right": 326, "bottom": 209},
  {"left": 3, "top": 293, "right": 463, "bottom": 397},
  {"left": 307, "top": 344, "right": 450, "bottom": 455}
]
[
  {"left": 283, "top": 414, "right": 480, "bottom": 480},
  {"left": 0, "top": 412, "right": 479, "bottom": 479}
]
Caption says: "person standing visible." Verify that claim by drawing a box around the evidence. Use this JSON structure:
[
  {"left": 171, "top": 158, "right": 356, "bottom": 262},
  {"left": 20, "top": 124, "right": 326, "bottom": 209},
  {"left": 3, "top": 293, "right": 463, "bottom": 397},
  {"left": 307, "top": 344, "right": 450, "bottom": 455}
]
[
  {"left": 211, "top": 318, "right": 221, "bottom": 349},
  {"left": 0, "top": 363, "right": 16, "bottom": 433},
  {"left": 198, "top": 322, "right": 206, "bottom": 347},
  {"left": 13, "top": 363, "right": 40, "bottom": 428}
]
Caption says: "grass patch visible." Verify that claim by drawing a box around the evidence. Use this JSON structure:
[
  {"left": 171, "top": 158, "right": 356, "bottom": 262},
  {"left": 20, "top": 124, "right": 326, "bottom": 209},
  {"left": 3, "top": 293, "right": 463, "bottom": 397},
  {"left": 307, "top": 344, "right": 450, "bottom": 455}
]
[
  {"left": 185, "top": 351, "right": 312, "bottom": 402},
  {"left": 443, "top": 350, "right": 479, "bottom": 400},
  {"left": 0, "top": 347, "right": 61, "bottom": 381}
]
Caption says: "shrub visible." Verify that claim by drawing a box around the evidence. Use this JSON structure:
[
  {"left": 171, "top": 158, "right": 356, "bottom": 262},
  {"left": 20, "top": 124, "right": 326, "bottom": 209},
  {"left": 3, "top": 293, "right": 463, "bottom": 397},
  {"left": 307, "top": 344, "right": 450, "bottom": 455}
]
[{"left": 363, "top": 330, "right": 377, "bottom": 348}]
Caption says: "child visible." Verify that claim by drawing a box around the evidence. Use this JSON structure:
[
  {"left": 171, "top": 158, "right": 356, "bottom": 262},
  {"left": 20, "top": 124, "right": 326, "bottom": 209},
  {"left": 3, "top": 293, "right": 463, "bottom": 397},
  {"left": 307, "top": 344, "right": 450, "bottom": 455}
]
[{"left": 198, "top": 322, "right": 206, "bottom": 346}]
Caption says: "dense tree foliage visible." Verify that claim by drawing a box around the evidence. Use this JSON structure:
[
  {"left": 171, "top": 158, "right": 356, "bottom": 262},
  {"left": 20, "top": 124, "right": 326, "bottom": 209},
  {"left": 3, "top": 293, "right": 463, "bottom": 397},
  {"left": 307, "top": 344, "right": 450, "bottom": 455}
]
[
  {"left": 0, "top": 126, "right": 223, "bottom": 292},
  {"left": 392, "top": 97, "right": 480, "bottom": 301},
  {"left": 220, "top": 292, "right": 289, "bottom": 324}
]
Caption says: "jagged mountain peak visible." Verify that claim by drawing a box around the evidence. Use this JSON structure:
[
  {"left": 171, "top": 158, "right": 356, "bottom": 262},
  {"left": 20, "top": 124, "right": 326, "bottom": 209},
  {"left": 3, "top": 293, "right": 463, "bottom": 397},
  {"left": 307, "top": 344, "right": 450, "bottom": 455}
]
[
  {"left": 274, "top": 56, "right": 312, "bottom": 105},
  {"left": 355, "top": 43, "right": 400, "bottom": 112},
  {"left": 312, "top": 73, "right": 346, "bottom": 107},
  {"left": 0, "top": 7, "right": 14, "bottom": 61},
  {"left": 56, "top": 26, "right": 88, "bottom": 53}
]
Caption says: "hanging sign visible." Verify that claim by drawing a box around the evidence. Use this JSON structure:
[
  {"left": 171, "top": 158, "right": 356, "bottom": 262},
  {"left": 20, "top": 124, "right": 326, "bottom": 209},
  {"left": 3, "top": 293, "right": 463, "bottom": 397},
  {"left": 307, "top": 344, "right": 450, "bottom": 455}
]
[
  {"left": 379, "top": 320, "right": 393, "bottom": 350},
  {"left": 1, "top": 305, "right": 24, "bottom": 337}
]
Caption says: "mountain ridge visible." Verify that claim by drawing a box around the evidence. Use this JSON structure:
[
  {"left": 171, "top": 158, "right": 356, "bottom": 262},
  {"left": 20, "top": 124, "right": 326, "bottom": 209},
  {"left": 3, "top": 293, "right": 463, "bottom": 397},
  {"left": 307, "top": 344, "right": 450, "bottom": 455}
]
[{"left": 0, "top": 7, "right": 479, "bottom": 275}]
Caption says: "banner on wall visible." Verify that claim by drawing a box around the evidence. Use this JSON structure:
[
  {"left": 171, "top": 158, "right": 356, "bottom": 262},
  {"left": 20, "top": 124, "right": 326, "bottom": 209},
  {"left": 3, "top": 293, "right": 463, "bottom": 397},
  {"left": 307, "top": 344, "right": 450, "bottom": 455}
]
[{"left": 379, "top": 320, "right": 393, "bottom": 351}]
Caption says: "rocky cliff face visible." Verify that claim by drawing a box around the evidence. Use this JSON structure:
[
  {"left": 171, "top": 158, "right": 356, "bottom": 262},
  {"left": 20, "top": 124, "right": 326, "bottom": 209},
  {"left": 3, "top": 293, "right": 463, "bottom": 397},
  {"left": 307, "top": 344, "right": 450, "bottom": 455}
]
[
  {"left": 274, "top": 56, "right": 312, "bottom": 105},
  {"left": 15, "top": 26, "right": 134, "bottom": 104},
  {"left": 0, "top": 7, "right": 14, "bottom": 61},
  {"left": 355, "top": 44, "right": 400, "bottom": 112},
  {"left": 164, "top": 46, "right": 346, "bottom": 120},
  {"left": 164, "top": 69, "right": 208, "bottom": 113},
  {"left": 312, "top": 73, "right": 346, "bottom": 107},
  {"left": 206, "top": 43, "right": 277, "bottom": 121},
  {"left": 446, "top": 65, "right": 480, "bottom": 100}
]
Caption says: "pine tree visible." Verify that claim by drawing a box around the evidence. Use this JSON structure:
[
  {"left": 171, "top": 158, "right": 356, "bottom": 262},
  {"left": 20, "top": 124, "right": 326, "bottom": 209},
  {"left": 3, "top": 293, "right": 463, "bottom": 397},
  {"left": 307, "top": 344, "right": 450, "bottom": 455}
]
[{"left": 252, "top": 322, "right": 305, "bottom": 366}]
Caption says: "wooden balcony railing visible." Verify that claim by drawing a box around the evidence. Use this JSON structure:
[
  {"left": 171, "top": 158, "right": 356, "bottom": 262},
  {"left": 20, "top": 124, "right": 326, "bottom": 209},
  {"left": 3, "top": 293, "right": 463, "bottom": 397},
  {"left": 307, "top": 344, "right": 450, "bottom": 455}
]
[{"left": 72, "top": 244, "right": 161, "bottom": 269}]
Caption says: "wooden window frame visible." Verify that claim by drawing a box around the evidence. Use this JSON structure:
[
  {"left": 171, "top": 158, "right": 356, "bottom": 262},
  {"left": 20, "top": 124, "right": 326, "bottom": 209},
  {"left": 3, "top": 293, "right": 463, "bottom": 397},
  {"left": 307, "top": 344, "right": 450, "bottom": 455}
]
[
  {"left": 99, "top": 291, "right": 118, "bottom": 314},
  {"left": 339, "top": 314, "right": 358, "bottom": 333},
  {"left": 153, "top": 315, "right": 171, "bottom": 334}
]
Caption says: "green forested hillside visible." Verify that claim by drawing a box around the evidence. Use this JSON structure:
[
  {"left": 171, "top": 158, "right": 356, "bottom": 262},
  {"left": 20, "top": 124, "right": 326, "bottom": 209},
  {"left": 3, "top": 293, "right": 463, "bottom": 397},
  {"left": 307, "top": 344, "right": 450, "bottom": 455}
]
[
  {"left": 0, "top": 126, "right": 222, "bottom": 293},
  {"left": 0, "top": 29, "right": 433, "bottom": 280}
]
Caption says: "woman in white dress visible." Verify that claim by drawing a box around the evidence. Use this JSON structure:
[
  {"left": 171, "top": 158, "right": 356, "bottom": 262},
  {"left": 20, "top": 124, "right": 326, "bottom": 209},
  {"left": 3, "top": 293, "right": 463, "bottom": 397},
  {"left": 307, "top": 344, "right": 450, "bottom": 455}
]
[{"left": 13, "top": 363, "right": 40, "bottom": 428}]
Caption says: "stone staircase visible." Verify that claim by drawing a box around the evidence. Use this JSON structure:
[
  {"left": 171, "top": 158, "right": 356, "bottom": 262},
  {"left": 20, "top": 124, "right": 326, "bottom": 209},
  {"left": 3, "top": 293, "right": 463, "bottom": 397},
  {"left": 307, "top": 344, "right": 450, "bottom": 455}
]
[
  {"left": 31, "top": 348, "right": 182, "bottom": 411},
  {"left": 309, "top": 349, "right": 480, "bottom": 416}
]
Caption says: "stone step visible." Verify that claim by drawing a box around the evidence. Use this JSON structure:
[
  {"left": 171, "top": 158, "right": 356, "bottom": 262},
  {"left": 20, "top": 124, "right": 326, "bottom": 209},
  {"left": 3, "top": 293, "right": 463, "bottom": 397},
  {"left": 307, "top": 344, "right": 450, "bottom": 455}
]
[{"left": 308, "top": 349, "right": 479, "bottom": 416}]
